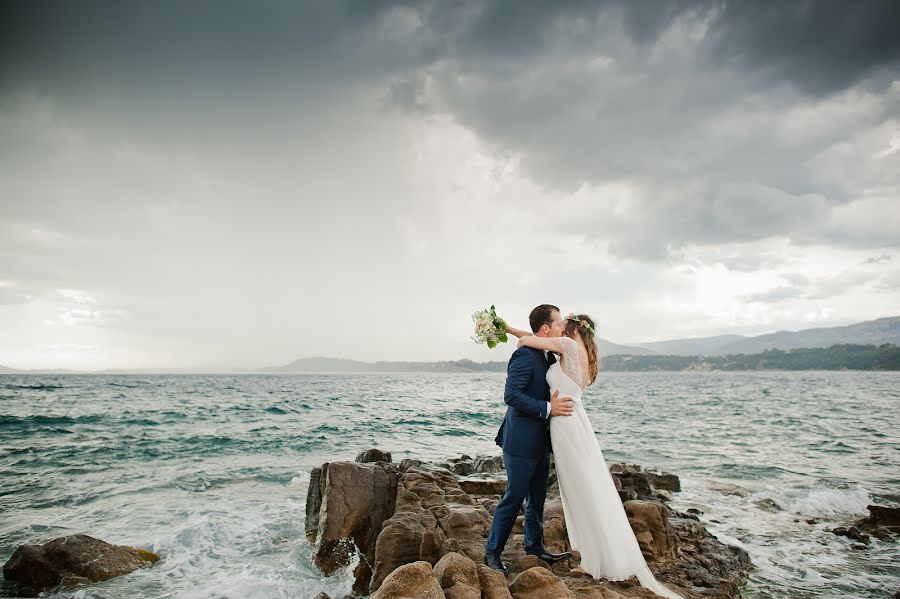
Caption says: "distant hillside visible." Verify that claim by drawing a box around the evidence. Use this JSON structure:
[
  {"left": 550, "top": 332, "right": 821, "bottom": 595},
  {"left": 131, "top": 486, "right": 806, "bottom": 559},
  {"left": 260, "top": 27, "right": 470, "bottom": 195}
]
[
  {"left": 603, "top": 344, "right": 900, "bottom": 371},
  {"left": 629, "top": 316, "right": 900, "bottom": 356},
  {"left": 633, "top": 334, "right": 746, "bottom": 356},
  {"left": 0, "top": 365, "right": 21, "bottom": 373},
  {"left": 262, "top": 357, "right": 507, "bottom": 373},
  {"left": 595, "top": 338, "right": 656, "bottom": 356},
  {"left": 713, "top": 316, "right": 900, "bottom": 355}
]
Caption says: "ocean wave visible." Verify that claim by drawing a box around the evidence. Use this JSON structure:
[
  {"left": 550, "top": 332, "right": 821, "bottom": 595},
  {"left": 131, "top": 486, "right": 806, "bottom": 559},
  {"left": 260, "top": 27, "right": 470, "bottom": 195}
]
[
  {"left": 1, "top": 383, "right": 67, "bottom": 391},
  {"left": 787, "top": 487, "right": 871, "bottom": 517}
]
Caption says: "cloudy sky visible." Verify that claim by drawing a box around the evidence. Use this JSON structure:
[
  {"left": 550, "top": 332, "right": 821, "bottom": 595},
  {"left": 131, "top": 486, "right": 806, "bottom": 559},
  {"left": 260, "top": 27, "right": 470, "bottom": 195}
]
[{"left": 1, "top": 1, "right": 899, "bottom": 370}]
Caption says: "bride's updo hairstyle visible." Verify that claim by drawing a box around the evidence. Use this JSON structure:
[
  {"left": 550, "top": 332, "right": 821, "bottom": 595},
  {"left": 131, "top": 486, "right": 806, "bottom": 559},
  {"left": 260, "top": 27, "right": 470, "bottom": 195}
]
[{"left": 564, "top": 314, "right": 600, "bottom": 385}]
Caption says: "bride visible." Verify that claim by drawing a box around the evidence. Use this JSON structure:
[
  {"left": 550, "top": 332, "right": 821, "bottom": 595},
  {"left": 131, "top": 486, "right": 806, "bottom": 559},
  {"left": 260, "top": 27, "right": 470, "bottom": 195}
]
[{"left": 506, "top": 314, "right": 685, "bottom": 599}]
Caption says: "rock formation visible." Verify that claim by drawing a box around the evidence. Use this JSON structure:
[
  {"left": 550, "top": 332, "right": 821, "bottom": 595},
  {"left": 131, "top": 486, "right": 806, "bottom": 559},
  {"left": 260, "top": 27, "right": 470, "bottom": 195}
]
[
  {"left": 306, "top": 450, "right": 752, "bottom": 598},
  {"left": 2, "top": 534, "right": 159, "bottom": 593}
]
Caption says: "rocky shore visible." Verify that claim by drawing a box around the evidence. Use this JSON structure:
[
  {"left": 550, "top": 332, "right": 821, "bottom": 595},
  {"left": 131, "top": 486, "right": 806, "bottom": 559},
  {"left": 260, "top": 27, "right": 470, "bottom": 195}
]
[
  {"left": 305, "top": 449, "right": 752, "bottom": 599},
  {"left": 4, "top": 448, "right": 899, "bottom": 597}
]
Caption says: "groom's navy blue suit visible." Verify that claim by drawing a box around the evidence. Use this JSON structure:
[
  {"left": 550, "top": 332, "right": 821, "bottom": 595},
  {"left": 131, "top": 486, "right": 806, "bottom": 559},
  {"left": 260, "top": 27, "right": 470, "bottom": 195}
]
[{"left": 485, "top": 346, "right": 555, "bottom": 557}]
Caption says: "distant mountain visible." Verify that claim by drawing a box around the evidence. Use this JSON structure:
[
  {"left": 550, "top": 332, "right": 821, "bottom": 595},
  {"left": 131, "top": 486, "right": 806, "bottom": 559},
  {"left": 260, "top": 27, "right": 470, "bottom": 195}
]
[
  {"left": 603, "top": 343, "right": 900, "bottom": 371},
  {"left": 712, "top": 316, "right": 900, "bottom": 356},
  {"left": 629, "top": 317, "right": 900, "bottom": 356},
  {"left": 262, "top": 357, "right": 375, "bottom": 373},
  {"left": 632, "top": 334, "right": 746, "bottom": 356},
  {"left": 0, "top": 365, "right": 21, "bottom": 373},
  {"left": 596, "top": 338, "right": 656, "bottom": 356},
  {"left": 262, "top": 356, "right": 506, "bottom": 373}
]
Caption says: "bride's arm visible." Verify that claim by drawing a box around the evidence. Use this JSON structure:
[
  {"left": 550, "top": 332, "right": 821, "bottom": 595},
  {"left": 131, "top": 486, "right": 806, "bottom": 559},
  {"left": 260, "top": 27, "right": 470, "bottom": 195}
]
[
  {"left": 518, "top": 335, "right": 565, "bottom": 354},
  {"left": 504, "top": 325, "right": 532, "bottom": 339}
]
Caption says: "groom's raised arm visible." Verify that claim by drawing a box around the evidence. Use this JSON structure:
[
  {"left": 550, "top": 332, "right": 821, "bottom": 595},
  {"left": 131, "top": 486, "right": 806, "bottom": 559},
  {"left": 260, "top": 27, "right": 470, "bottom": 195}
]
[{"left": 504, "top": 350, "right": 549, "bottom": 419}]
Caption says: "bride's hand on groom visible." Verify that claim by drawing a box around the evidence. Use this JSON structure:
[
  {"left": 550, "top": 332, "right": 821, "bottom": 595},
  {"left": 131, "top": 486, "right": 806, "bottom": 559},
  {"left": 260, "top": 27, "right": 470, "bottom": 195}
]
[{"left": 550, "top": 390, "right": 574, "bottom": 417}]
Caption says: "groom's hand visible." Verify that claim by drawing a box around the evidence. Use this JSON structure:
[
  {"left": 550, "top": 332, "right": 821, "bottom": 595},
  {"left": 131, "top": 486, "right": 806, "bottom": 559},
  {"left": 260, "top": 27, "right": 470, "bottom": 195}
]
[{"left": 549, "top": 391, "right": 574, "bottom": 417}]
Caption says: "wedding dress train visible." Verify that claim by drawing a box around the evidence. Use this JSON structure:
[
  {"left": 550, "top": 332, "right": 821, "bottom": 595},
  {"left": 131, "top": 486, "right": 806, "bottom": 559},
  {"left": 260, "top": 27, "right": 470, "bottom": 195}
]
[{"left": 548, "top": 336, "right": 684, "bottom": 599}]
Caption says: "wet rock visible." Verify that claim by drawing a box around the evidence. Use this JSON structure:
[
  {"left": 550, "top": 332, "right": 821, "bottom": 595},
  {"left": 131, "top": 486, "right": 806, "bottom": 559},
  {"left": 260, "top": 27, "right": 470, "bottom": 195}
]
[
  {"left": 609, "top": 463, "right": 680, "bottom": 503},
  {"left": 509, "top": 566, "right": 575, "bottom": 598},
  {"left": 852, "top": 504, "right": 900, "bottom": 536},
  {"left": 357, "top": 448, "right": 393, "bottom": 463},
  {"left": 2, "top": 534, "right": 159, "bottom": 592},
  {"left": 306, "top": 466, "right": 327, "bottom": 542},
  {"left": 831, "top": 526, "right": 870, "bottom": 544},
  {"left": 313, "top": 593, "right": 332, "bottom": 599},
  {"left": 656, "top": 517, "right": 750, "bottom": 596},
  {"left": 370, "top": 561, "right": 444, "bottom": 599},
  {"left": 433, "top": 552, "right": 480, "bottom": 599},
  {"left": 752, "top": 498, "right": 782, "bottom": 512},
  {"left": 308, "top": 461, "right": 398, "bottom": 594},
  {"left": 646, "top": 471, "right": 681, "bottom": 493},
  {"left": 609, "top": 464, "right": 654, "bottom": 501}
]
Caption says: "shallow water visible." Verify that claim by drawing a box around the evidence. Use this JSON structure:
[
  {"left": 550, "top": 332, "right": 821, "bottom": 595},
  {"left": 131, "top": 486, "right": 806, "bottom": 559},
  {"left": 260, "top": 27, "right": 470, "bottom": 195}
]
[{"left": 1, "top": 372, "right": 898, "bottom": 598}]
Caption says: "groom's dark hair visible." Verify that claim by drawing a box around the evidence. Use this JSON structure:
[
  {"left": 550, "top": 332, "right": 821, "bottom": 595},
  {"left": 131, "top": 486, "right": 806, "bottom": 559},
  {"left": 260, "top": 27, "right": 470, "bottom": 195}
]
[{"left": 529, "top": 304, "right": 559, "bottom": 333}]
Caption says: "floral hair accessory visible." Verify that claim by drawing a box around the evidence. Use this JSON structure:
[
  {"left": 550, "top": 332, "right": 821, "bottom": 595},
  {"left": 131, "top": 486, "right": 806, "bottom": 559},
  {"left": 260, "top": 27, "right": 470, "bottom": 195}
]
[{"left": 565, "top": 313, "right": 595, "bottom": 334}]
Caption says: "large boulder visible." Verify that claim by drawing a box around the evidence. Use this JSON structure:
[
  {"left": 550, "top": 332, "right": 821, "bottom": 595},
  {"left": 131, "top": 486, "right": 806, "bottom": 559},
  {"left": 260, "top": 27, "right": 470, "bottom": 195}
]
[
  {"left": 432, "top": 552, "right": 480, "bottom": 599},
  {"left": 306, "top": 460, "right": 398, "bottom": 594},
  {"left": 370, "top": 561, "right": 444, "bottom": 599},
  {"left": 477, "top": 564, "right": 513, "bottom": 599},
  {"left": 509, "top": 566, "right": 575, "bottom": 599},
  {"left": 2, "top": 534, "right": 159, "bottom": 592}
]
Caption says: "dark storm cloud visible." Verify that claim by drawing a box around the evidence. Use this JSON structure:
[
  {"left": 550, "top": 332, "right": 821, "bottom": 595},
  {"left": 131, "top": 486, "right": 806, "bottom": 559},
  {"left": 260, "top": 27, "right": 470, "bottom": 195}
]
[
  {"left": 706, "top": 1, "right": 900, "bottom": 96},
  {"left": 2, "top": 0, "right": 899, "bottom": 264}
]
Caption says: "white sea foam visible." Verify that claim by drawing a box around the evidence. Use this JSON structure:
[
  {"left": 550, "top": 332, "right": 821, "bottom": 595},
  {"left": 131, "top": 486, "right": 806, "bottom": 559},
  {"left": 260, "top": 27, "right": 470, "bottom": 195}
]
[{"left": 787, "top": 487, "right": 871, "bottom": 517}]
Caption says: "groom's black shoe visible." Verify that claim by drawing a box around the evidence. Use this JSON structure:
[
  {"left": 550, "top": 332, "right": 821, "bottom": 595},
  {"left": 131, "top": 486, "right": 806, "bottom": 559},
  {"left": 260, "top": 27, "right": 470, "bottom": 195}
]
[
  {"left": 529, "top": 550, "right": 573, "bottom": 565},
  {"left": 484, "top": 551, "right": 508, "bottom": 575}
]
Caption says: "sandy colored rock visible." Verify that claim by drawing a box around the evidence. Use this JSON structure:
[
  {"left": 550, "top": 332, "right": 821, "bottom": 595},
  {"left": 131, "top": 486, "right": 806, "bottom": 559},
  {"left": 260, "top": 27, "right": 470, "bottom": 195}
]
[
  {"left": 433, "top": 552, "right": 480, "bottom": 599},
  {"left": 2, "top": 534, "right": 158, "bottom": 592},
  {"left": 517, "top": 554, "right": 552, "bottom": 572},
  {"left": 370, "top": 561, "right": 445, "bottom": 599},
  {"left": 509, "top": 566, "right": 575, "bottom": 599},
  {"left": 478, "top": 564, "right": 514, "bottom": 599}
]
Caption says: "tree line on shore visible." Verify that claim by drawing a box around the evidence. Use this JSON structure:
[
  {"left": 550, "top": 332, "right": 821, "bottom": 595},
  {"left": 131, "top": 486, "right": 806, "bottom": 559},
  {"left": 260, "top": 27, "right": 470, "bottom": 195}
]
[{"left": 599, "top": 343, "right": 900, "bottom": 371}]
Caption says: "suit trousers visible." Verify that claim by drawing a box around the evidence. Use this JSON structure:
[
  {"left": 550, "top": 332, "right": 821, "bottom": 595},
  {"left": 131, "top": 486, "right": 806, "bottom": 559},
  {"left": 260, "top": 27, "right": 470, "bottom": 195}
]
[{"left": 484, "top": 450, "right": 550, "bottom": 556}]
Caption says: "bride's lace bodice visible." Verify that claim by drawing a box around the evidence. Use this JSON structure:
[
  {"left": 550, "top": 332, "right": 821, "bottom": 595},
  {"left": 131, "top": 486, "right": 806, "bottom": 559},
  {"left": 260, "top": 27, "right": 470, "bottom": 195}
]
[
  {"left": 558, "top": 336, "right": 585, "bottom": 389},
  {"left": 548, "top": 336, "right": 588, "bottom": 397}
]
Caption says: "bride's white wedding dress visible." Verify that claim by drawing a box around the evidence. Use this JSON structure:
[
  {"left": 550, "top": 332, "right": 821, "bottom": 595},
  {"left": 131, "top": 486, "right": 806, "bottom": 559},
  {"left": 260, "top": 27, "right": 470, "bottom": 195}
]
[{"left": 548, "top": 336, "right": 684, "bottom": 599}]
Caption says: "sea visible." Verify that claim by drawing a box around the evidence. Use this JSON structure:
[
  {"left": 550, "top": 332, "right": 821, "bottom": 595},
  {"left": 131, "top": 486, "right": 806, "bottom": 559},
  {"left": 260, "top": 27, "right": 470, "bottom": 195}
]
[{"left": 0, "top": 372, "right": 898, "bottom": 599}]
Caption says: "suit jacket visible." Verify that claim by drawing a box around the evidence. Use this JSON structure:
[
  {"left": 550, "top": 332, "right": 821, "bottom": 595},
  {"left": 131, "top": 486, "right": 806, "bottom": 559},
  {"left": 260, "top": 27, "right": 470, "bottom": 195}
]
[{"left": 494, "top": 346, "right": 555, "bottom": 458}]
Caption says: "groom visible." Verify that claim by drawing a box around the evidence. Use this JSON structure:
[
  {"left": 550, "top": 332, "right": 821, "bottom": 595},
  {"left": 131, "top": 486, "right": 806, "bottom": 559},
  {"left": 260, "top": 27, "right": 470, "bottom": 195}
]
[{"left": 484, "top": 304, "right": 574, "bottom": 574}]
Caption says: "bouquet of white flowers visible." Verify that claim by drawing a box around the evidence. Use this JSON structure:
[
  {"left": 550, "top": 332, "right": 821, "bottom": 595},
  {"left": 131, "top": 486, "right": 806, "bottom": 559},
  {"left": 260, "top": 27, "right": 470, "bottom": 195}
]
[{"left": 471, "top": 305, "right": 509, "bottom": 348}]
